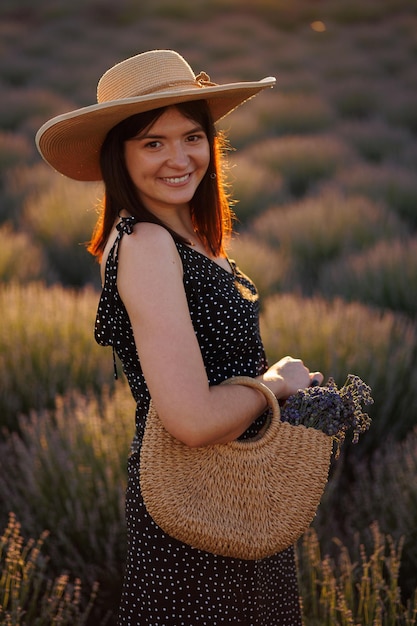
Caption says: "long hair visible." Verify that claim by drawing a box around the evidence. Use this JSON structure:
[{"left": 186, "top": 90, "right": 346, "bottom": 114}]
[{"left": 88, "top": 100, "right": 234, "bottom": 260}]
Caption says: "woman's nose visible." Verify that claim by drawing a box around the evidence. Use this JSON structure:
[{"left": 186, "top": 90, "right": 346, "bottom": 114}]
[{"left": 167, "top": 142, "right": 190, "bottom": 168}]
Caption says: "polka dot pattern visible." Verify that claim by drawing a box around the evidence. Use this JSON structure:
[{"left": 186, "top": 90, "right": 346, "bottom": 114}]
[{"left": 95, "top": 217, "right": 303, "bottom": 625}]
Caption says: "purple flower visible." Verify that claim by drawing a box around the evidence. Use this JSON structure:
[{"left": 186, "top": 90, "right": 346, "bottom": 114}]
[{"left": 280, "top": 375, "right": 373, "bottom": 457}]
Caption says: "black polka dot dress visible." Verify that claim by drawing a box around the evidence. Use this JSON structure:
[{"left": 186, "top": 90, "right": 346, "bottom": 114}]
[{"left": 95, "top": 217, "right": 303, "bottom": 626}]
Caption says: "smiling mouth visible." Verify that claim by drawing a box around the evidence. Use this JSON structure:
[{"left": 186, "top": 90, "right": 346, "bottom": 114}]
[{"left": 162, "top": 174, "right": 190, "bottom": 184}]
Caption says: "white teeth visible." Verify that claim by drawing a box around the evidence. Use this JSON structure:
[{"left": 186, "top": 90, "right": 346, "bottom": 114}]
[{"left": 164, "top": 174, "right": 189, "bottom": 184}]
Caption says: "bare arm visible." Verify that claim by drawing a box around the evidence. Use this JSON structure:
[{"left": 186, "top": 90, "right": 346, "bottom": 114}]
[{"left": 117, "top": 223, "right": 321, "bottom": 447}]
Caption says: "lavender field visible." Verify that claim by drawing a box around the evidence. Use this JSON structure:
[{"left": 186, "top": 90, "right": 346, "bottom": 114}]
[{"left": 1, "top": 0, "right": 417, "bottom": 623}]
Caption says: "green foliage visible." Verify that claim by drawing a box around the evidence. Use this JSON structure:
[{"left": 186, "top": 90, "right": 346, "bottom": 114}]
[
  {"left": 0, "top": 513, "right": 97, "bottom": 625},
  {"left": 319, "top": 237, "right": 417, "bottom": 318},
  {"left": 297, "top": 524, "right": 417, "bottom": 625},
  {"left": 258, "top": 92, "right": 335, "bottom": 136},
  {"left": 321, "top": 0, "right": 386, "bottom": 24},
  {"left": 250, "top": 190, "right": 408, "bottom": 293},
  {"left": 218, "top": 102, "right": 267, "bottom": 150},
  {"left": 319, "top": 427, "right": 417, "bottom": 600},
  {"left": 0, "top": 224, "right": 45, "bottom": 282},
  {"left": 0, "top": 88, "right": 74, "bottom": 134},
  {"left": 0, "top": 133, "right": 32, "bottom": 176},
  {"left": 335, "top": 163, "right": 417, "bottom": 228},
  {"left": 260, "top": 293, "right": 417, "bottom": 451},
  {"left": 327, "top": 77, "right": 381, "bottom": 120},
  {"left": 0, "top": 384, "right": 134, "bottom": 623},
  {"left": 0, "top": 282, "right": 114, "bottom": 433},
  {"left": 338, "top": 119, "right": 412, "bottom": 164},
  {"left": 22, "top": 175, "right": 101, "bottom": 286},
  {"left": 228, "top": 232, "right": 289, "bottom": 299},
  {"left": 385, "top": 92, "right": 417, "bottom": 135},
  {"left": 247, "top": 135, "right": 354, "bottom": 197},
  {"left": 3, "top": 164, "right": 60, "bottom": 224},
  {"left": 1, "top": 165, "right": 101, "bottom": 283},
  {"left": 228, "top": 153, "right": 285, "bottom": 222}
]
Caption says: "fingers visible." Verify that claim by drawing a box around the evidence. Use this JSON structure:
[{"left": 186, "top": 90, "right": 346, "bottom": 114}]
[
  {"left": 270, "top": 358, "right": 324, "bottom": 392},
  {"left": 309, "top": 372, "right": 324, "bottom": 386}
]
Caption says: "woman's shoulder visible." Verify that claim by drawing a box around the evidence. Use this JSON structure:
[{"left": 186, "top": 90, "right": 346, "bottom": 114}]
[
  {"left": 118, "top": 221, "right": 184, "bottom": 288},
  {"left": 117, "top": 222, "right": 185, "bottom": 308},
  {"left": 100, "top": 221, "right": 178, "bottom": 282},
  {"left": 120, "top": 222, "right": 179, "bottom": 265},
  {"left": 126, "top": 221, "right": 175, "bottom": 245}
]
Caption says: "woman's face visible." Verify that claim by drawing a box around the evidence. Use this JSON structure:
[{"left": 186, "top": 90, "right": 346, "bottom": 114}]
[{"left": 124, "top": 106, "right": 210, "bottom": 216}]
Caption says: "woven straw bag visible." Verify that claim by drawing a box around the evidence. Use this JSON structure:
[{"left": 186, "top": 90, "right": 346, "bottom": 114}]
[{"left": 140, "top": 376, "right": 333, "bottom": 560}]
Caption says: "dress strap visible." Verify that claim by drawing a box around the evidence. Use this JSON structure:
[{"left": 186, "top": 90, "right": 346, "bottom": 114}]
[
  {"left": 111, "top": 215, "right": 137, "bottom": 257},
  {"left": 95, "top": 215, "right": 138, "bottom": 379},
  {"left": 106, "top": 215, "right": 138, "bottom": 275},
  {"left": 116, "top": 215, "right": 137, "bottom": 236}
]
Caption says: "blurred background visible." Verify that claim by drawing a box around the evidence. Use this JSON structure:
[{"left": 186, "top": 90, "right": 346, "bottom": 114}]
[{"left": 1, "top": 0, "right": 417, "bottom": 624}]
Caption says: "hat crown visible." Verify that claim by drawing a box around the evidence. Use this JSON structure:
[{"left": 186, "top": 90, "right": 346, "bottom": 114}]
[{"left": 97, "top": 50, "right": 201, "bottom": 103}]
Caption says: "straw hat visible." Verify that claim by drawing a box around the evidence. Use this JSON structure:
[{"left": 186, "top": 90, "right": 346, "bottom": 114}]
[{"left": 36, "top": 49, "right": 276, "bottom": 181}]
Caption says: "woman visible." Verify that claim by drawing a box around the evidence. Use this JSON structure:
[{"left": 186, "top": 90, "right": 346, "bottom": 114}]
[{"left": 36, "top": 49, "right": 323, "bottom": 625}]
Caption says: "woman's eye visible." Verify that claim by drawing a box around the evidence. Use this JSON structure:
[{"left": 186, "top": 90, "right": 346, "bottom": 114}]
[
  {"left": 145, "top": 140, "right": 161, "bottom": 149},
  {"left": 187, "top": 134, "right": 203, "bottom": 142}
]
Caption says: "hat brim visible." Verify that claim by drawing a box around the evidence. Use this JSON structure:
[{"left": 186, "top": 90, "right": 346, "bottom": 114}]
[{"left": 35, "top": 77, "right": 275, "bottom": 181}]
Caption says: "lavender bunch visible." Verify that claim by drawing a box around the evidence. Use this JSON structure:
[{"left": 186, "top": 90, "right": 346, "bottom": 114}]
[{"left": 280, "top": 375, "right": 373, "bottom": 457}]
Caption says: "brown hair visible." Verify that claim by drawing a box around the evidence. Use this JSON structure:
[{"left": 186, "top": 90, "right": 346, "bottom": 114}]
[{"left": 88, "top": 100, "right": 234, "bottom": 260}]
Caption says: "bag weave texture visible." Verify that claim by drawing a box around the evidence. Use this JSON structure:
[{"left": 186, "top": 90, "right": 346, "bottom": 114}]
[{"left": 140, "top": 376, "right": 332, "bottom": 560}]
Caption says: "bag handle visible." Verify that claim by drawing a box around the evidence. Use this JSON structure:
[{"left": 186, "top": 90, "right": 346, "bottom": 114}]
[
  {"left": 220, "top": 376, "right": 281, "bottom": 445},
  {"left": 221, "top": 375, "right": 279, "bottom": 411}
]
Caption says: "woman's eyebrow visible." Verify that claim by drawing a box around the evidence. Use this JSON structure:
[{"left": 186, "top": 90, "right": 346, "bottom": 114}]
[{"left": 137, "top": 125, "right": 203, "bottom": 140}]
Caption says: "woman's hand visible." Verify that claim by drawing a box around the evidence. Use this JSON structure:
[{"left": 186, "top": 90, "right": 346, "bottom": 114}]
[{"left": 260, "top": 356, "right": 323, "bottom": 401}]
